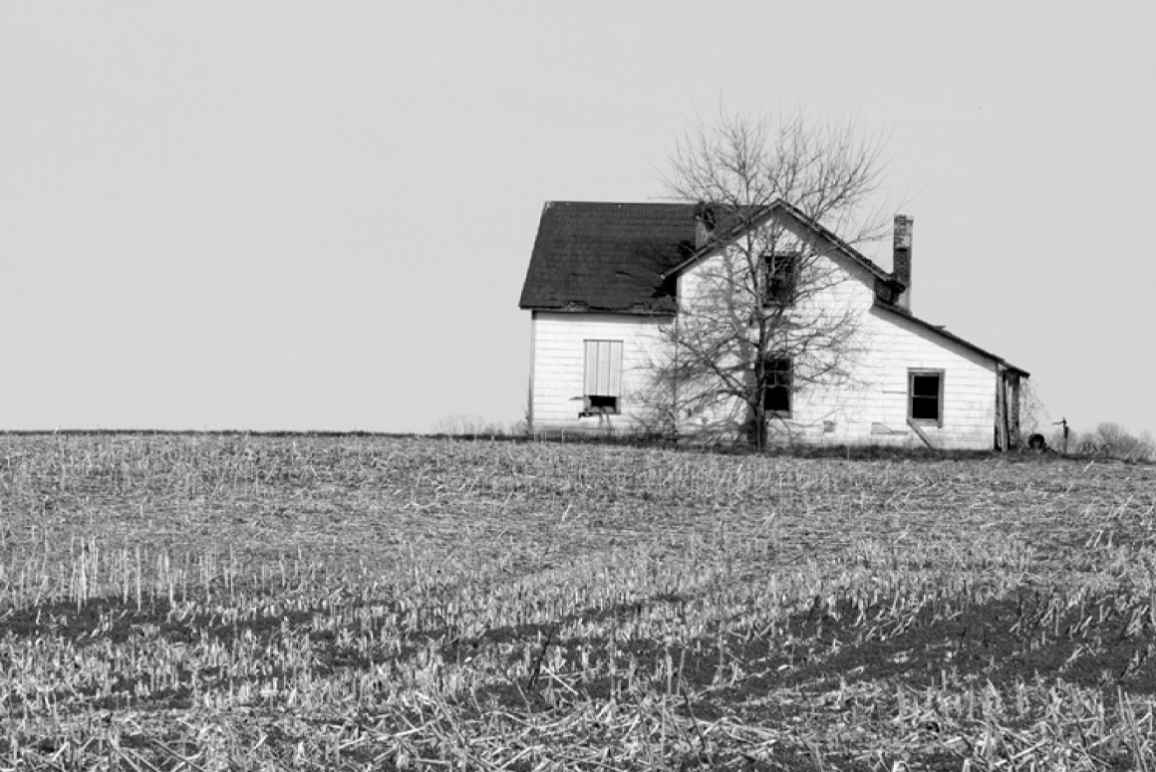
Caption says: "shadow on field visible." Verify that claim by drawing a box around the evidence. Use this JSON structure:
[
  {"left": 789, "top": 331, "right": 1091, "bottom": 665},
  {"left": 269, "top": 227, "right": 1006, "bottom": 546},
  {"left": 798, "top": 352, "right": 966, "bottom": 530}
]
[
  {"left": 8, "top": 583, "right": 1156, "bottom": 720},
  {"left": 0, "top": 595, "right": 317, "bottom": 647},
  {"left": 0, "top": 595, "right": 327, "bottom": 712},
  {"left": 459, "top": 587, "right": 1156, "bottom": 715},
  {"left": 712, "top": 589, "right": 1156, "bottom": 702}
]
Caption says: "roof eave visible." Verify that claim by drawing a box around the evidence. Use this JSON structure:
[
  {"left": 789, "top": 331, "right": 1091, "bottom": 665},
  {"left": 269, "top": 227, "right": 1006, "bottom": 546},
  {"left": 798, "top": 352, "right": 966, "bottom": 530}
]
[
  {"left": 873, "top": 299, "right": 1030, "bottom": 377},
  {"left": 519, "top": 302, "right": 676, "bottom": 317}
]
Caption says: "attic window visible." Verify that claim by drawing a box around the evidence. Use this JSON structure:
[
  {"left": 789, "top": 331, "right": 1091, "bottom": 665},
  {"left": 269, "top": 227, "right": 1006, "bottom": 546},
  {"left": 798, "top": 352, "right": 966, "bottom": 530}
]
[
  {"left": 582, "top": 339, "right": 623, "bottom": 416},
  {"left": 763, "top": 253, "right": 799, "bottom": 306},
  {"left": 908, "top": 370, "right": 944, "bottom": 425},
  {"left": 762, "top": 357, "right": 792, "bottom": 416}
]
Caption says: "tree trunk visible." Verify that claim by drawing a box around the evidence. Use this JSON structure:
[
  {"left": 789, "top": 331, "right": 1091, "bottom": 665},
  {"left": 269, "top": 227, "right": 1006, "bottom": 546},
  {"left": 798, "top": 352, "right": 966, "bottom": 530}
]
[{"left": 747, "top": 400, "right": 768, "bottom": 450}]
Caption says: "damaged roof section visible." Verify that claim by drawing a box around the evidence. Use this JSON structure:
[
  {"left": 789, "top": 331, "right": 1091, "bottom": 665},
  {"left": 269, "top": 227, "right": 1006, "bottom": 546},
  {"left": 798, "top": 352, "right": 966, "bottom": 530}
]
[{"left": 518, "top": 201, "right": 695, "bottom": 314}]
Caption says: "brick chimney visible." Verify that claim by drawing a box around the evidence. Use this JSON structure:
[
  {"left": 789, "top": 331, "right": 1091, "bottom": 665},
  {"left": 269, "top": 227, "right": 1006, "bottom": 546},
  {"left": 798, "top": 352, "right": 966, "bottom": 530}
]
[
  {"left": 892, "top": 214, "right": 913, "bottom": 310},
  {"left": 694, "top": 202, "right": 716, "bottom": 249}
]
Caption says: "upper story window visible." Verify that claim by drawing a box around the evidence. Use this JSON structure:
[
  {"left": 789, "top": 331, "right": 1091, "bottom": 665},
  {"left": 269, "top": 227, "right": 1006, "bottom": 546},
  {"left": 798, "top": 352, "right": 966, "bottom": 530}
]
[{"left": 763, "top": 253, "right": 799, "bottom": 306}]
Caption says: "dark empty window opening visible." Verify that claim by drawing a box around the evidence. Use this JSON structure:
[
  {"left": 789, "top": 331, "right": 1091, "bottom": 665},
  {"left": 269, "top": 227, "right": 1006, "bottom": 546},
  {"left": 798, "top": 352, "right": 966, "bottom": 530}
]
[
  {"left": 762, "top": 357, "right": 792, "bottom": 415},
  {"left": 763, "top": 253, "right": 799, "bottom": 306},
  {"left": 585, "top": 394, "right": 619, "bottom": 414},
  {"left": 909, "top": 370, "right": 944, "bottom": 425}
]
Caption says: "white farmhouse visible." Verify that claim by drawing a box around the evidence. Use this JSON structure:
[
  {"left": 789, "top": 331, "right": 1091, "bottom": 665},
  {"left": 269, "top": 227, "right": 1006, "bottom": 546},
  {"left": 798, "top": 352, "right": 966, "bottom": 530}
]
[{"left": 518, "top": 200, "right": 1028, "bottom": 450}]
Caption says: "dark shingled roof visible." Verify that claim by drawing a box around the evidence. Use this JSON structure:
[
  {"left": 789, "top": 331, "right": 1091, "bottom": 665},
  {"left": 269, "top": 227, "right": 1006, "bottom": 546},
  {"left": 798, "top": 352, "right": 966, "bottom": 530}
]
[
  {"left": 518, "top": 201, "right": 696, "bottom": 314},
  {"left": 518, "top": 199, "right": 896, "bottom": 314}
]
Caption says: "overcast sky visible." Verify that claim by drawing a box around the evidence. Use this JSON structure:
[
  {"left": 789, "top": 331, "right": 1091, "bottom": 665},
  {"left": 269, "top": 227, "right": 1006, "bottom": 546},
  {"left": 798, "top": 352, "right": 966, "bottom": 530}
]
[{"left": 2, "top": 2, "right": 1153, "bottom": 437}]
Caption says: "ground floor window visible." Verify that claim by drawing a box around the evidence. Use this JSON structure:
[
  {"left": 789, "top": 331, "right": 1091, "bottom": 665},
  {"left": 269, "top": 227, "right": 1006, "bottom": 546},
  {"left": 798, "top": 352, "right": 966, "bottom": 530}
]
[
  {"left": 582, "top": 339, "right": 623, "bottom": 415},
  {"left": 762, "top": 356, "right": 792, "bottom": 416},
  {"left": 908, "top": 369, "right": 944, "bottom": 425}
]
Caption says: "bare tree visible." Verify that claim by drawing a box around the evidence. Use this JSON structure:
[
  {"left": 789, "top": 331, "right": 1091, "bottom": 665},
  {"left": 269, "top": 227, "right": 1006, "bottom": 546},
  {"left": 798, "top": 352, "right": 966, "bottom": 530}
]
[
  {"left": 1088, "top": 422, "right": 1155, "bottom": 462},
  {"left": 650, "top": 114, "right": 885, "bottom": 449}
]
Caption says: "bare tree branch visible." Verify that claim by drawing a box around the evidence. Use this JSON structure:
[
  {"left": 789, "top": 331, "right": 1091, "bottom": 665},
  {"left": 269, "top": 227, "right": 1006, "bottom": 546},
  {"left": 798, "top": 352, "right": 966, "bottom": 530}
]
[{"left": 645, "top": 112, "right": 885, "bottom": 449}]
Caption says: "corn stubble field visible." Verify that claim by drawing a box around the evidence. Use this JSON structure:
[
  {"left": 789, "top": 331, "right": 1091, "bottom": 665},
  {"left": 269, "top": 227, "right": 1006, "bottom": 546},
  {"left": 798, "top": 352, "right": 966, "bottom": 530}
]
[{"left": 1, "top": 435, "right": 1156, "bottom": 770}]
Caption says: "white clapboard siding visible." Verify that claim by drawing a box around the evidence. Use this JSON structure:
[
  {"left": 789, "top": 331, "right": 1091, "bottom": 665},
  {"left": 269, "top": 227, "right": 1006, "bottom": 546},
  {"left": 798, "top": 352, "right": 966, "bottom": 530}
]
[{"left": 531, "top": 312, "right": 668, "bottom": 432}]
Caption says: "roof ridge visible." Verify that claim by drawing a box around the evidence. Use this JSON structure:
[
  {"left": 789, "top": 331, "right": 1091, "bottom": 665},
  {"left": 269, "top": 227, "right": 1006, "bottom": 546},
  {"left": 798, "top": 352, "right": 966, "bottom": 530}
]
[{"left": 658, "top": 199, "right": 893, "bottom": 283}]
